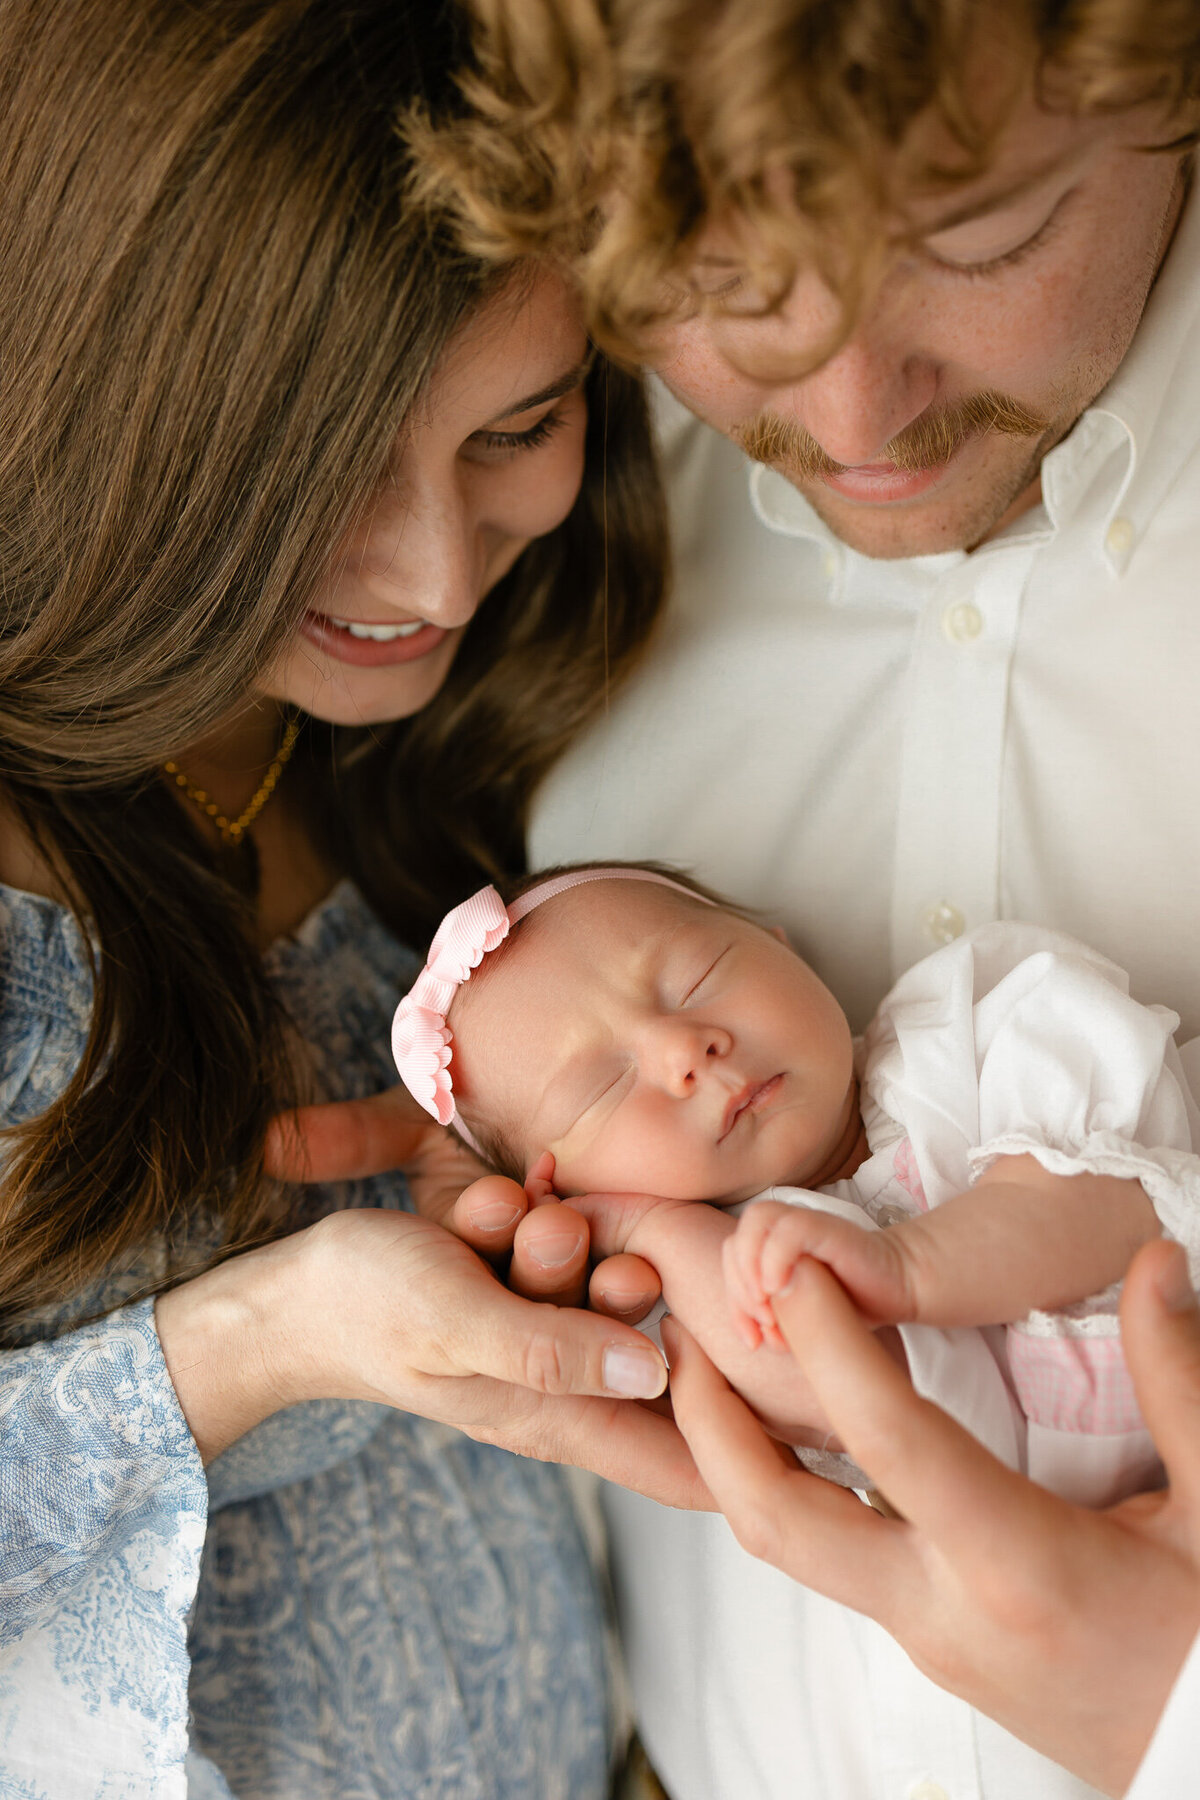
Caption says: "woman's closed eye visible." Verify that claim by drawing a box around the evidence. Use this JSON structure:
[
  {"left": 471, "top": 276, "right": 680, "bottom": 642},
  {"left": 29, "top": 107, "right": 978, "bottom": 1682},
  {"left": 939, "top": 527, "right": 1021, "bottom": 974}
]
[{"left": 470, "top": 404, "right": 570, "bottom": 459}]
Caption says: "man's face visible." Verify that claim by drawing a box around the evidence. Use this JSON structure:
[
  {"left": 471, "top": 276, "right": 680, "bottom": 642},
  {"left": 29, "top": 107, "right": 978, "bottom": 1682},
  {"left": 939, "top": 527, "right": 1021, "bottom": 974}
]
[{"left": 649, "top": 101, "right": 1189, "bottom": 558}]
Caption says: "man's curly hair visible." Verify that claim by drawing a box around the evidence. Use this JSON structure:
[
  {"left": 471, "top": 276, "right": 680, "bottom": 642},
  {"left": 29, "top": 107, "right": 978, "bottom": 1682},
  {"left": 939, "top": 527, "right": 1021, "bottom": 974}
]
[{"left": 414, "top": 0, "right": 1200, "bottom": 359}]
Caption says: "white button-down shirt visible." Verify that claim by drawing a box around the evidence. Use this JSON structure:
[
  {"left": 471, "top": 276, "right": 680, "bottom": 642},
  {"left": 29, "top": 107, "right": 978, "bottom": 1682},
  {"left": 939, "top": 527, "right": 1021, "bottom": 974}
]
[
  {"left": 532, "top": 179, "right": 1200, "bottom": 1800},
  {"left": 536, "top": 181, "right": 1200, "bottom": 1042}
]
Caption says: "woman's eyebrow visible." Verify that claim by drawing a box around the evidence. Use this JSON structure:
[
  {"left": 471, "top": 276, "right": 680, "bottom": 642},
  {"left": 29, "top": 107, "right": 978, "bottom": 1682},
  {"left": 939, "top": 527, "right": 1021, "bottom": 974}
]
[{"left": 484, "top": 356, "right": 594, "bottom": 426}]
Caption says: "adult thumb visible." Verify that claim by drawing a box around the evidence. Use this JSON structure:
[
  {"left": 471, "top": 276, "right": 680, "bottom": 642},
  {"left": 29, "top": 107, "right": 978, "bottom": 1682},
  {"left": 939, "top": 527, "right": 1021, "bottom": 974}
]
[{"left": 264, "top": 1086, "right": 433, "bottom": 1183}]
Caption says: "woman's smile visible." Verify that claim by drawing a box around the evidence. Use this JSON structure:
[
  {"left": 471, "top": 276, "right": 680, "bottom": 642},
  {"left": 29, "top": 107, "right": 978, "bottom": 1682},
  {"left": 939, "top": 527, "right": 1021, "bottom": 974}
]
[{"left": 298, "top": 608, "right": 447, "bottom": 667}]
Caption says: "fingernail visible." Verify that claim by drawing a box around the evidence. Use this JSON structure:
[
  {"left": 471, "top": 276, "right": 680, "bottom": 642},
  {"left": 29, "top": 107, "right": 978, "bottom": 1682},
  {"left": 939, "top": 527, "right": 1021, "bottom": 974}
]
[
  {"left": 528, "top": 1232, "right": 585, "bottom": 1269},
  {"left": 1156, "top": 1243, "right": 1196, "bottom": 1314},
  {"left": 593, "top": 1288, "right": 656, "bottom": 1319},
  {"left": 603, "top": 1344, "right": 667, "bottom": 1398},
  {"left": 469, "top": 1200, "right": 523, "bottom": 1232}
]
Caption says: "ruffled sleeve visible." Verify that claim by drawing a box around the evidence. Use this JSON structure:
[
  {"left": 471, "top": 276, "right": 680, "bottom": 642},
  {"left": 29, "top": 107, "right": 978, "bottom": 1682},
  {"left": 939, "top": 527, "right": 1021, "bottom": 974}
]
[
  {"left": 863, "top": 922, "right": 1200, "bottom": 1279},
  {"left": 863, "top": 923, "right": 1200, "bottom": 1504}
]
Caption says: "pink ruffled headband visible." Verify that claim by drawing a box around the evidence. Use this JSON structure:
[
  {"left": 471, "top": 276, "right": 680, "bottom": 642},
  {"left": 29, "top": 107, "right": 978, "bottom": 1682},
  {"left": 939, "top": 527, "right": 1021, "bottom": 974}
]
[{"left": 391, "top": 866, "right": 711, "bottom": 1153}]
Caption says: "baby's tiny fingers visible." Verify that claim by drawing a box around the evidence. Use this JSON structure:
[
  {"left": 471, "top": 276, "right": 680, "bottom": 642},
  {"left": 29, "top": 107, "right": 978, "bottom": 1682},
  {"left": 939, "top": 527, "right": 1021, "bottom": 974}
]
[
  {"left": 721, "top": 1226, "right": 766, "bottom": 1314},
  {"left": 760, "top": 1224, "right": 809, "bottom": 1299},
  {"left": 729, "top": 1304, "right": 764, "bottom": 1350},
  {"left": 524, "top": 1150, "right": 559, "bottom": 1208}
]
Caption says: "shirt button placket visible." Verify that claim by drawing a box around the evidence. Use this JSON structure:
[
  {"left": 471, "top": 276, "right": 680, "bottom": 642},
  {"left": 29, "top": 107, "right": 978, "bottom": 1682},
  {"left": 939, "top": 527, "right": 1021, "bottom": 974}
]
[{"left": 889, "top": 547, "right": 1037, "bottom": 978}]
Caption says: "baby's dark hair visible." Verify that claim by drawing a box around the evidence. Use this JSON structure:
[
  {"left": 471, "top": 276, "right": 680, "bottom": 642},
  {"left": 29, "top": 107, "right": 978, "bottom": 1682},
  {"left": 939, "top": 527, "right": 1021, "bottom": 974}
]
[{"left": 448, "top": 858, "right": 755, "bottom": 1183}]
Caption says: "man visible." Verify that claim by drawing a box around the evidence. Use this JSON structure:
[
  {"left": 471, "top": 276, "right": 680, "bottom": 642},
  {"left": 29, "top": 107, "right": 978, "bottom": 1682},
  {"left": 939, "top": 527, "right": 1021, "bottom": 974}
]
[{"left": 433, "top": 2, "right": 1200, "bottom": 1795}]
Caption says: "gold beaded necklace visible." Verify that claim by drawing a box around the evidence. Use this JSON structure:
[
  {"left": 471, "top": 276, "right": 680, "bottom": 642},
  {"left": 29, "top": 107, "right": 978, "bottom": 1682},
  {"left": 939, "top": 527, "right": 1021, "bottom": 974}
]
[{"left": 163, "top": 711, "right": 301, "bottom": 854}]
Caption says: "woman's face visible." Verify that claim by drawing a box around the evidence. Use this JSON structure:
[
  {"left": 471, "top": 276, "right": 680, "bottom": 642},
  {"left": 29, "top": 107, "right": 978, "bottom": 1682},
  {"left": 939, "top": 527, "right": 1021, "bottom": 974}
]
[{"left": 261, "top": 271, "right": 590, "bottom": 726}]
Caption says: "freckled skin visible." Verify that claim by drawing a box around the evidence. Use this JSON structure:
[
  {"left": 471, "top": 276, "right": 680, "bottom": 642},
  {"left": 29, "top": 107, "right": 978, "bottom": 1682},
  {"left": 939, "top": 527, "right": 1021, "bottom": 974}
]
[{"left": 650, "top": 107, "right": 1187, "bottom": 559}]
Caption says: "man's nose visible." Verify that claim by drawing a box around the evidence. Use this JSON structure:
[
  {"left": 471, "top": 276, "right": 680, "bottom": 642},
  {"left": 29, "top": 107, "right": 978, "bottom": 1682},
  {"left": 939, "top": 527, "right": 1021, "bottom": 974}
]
[
  {"left": 782, "top": 326, "right": 939, "bottom": 467},
  {"left": 357, "top": 471, "right": 481, "bottom": 630},
  {"left": 646, "top": 1019, "right": 734, "bottom": 1096},
  {"left": 713, "top": 267, "right": 938, "bottom": 467}
]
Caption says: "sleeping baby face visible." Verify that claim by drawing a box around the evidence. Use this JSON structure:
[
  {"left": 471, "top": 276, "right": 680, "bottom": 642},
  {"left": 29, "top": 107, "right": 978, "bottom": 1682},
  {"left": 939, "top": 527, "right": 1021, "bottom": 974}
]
[{"left": 448, "top": 879, "right": 860, "bottom": 1202}]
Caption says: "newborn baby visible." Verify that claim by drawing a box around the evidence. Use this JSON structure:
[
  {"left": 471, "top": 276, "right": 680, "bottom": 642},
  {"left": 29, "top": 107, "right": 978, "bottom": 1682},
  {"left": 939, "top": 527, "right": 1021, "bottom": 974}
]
[{"left": 393, "top": 863, "right": 1200, "bottom": 1504}]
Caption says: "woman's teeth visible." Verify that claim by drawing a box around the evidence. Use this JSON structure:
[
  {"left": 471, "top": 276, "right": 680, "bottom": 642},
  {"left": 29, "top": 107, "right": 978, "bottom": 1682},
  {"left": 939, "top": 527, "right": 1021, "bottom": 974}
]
[{"left": 328, "top": 616, "right": 426, "bottom": 642}]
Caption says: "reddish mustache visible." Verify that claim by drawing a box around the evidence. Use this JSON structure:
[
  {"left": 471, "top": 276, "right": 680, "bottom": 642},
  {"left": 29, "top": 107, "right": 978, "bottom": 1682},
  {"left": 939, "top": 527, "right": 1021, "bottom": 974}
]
[{"left": 733, "top": 389, "right": 1052, "bottom": 478}]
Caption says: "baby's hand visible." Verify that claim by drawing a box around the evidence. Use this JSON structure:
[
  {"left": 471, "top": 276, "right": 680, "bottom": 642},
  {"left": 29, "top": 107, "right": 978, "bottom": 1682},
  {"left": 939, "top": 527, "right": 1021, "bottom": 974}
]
[{"left": 724, "top": 1202, "right": 916, "bottom": 1347}]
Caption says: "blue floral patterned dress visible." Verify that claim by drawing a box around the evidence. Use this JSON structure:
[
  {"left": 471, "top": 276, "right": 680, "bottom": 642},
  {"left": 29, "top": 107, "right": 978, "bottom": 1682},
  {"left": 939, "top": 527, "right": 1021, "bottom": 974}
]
[{"left": 0, "top": 879, "right": 613, "bottom": 1799}]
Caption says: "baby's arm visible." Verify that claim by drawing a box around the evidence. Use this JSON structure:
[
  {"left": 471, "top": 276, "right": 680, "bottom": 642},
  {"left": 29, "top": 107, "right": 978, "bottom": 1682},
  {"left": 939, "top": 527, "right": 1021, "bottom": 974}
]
[
  {"left": 728, "top": 1154, "right": 1161, "bottom": 1342},
  {"left": 569, "top": 1188, "right": 908, "bottom": 1447}
]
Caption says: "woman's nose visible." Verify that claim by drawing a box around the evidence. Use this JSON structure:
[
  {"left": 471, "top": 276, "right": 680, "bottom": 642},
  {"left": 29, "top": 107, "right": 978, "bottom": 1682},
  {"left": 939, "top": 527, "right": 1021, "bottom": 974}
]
[
  {"left": 356, "top": 473, "right": 481, "bottom": 630},
  {"left": 648, "top": 1020, "right": 733, "bottom": 1095}
]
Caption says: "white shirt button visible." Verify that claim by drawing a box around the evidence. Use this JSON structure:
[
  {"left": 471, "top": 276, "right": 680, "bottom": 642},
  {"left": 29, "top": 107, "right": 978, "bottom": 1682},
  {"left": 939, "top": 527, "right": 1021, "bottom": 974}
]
[
  {"left": 1105, "top": 515, "right": 1134, "bottom": 555},
  {"left": 941, "top": 601, "right": 984, "bottom": 645},
  {"left": 822, "top": 548, "right": 839, "bottom": 580},
  {"left": 906, "top": 1783, "right": 950, "bottom": 1800},
  {"left": 923, "top": 901, "right": 965, "bottom": 945}
]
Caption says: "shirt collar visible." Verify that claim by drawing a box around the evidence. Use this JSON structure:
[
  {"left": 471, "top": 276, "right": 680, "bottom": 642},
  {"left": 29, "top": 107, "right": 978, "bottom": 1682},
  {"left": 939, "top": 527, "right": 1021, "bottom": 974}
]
[
  {"left": 750, "top": 165, "right": 1200, "bottom": 577},
  {"left": 1061, "top": 162, "right": 1200, "bottom": 565}
]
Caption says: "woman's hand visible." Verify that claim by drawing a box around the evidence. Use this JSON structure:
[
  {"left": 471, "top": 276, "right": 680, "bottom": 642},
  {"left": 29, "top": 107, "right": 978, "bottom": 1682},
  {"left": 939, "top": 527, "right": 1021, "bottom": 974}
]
[
  {"left": 156, "top": 1202, "right": 707, "bottom": 1508},
  {"left": 665, "top": 1237, "right": 1200, "bottom": 1796},
  {"left": 265, "top": 1097, "right": 663, "bottom": 1318}
]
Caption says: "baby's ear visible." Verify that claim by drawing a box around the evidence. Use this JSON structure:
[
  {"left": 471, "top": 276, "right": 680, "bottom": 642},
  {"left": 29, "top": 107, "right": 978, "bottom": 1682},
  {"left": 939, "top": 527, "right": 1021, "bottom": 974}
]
[
  {"left": 524, "top": 1150, "right": 559, "bottom": 1207},
  {"left": 768, "top": 923, "right": 791, "bottom": 946}
]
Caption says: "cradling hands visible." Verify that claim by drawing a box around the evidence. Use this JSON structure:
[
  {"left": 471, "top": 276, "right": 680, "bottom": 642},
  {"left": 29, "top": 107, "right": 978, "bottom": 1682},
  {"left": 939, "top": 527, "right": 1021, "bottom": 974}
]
[
  {"left": 265, "top": 1097, "right": 662, "bottom": 1319},
  {"left": 666, "top": 1237, "right": 1200, "bottom": 1795}
]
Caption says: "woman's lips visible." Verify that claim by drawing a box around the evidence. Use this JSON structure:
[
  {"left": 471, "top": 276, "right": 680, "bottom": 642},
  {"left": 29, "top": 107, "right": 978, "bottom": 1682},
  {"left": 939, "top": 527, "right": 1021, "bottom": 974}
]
[{"left": 299, "top": 610, "right": 448, "bottom": 667}]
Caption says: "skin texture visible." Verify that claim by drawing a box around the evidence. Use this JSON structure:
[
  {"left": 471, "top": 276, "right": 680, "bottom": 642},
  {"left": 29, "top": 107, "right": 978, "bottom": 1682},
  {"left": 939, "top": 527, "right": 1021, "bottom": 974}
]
[
  {"left": 665, "top": 1238, "right": 1200, "bottom": 1796},
  {"left": 522, "top": 1151, "right": 1155, "bottom": 1451},
  {"left": 449, "top": 882, "right": 863, "bottom": 1202},
  {"left": 726, "top": 1156, "right": 1159, "bottom": 1346},
  {"left": 652, "top": 101, "right": 1189, "bottom": 557}
]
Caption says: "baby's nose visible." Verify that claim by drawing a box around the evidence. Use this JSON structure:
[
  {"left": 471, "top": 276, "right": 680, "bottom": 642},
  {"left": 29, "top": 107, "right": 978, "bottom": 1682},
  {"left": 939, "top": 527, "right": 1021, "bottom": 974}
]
[{"left": 655, "top": 1021, "right": 733, "bottom": 1093}]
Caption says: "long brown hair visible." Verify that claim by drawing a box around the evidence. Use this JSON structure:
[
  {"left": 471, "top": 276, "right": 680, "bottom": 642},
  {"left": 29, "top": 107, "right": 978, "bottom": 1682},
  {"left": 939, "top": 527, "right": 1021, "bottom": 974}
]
[{"left": 0, "top": 0, "right": 666, "bottom": 1332}]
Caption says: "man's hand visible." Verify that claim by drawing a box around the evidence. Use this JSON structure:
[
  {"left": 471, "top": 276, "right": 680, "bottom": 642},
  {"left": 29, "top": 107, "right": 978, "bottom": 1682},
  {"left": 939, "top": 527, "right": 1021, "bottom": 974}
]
[{"left": 666, "top": 1237, "right": 1200, "bottom": 1796}]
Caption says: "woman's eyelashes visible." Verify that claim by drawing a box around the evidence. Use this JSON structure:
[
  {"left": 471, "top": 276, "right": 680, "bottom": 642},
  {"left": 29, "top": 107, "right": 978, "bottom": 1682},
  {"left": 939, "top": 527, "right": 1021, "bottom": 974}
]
[{"left": 471, "top": 404, "right": 570, "bottom": 458}]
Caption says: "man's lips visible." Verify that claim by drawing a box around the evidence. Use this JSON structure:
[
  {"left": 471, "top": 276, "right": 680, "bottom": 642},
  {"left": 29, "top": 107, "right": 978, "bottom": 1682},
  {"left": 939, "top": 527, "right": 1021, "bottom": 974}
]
[
  {"left": 720, "top": 1074, "right": 783, "bottom": 1140},
  {"left": 818, "top": 460, "right": 949, "bottom": 504}
]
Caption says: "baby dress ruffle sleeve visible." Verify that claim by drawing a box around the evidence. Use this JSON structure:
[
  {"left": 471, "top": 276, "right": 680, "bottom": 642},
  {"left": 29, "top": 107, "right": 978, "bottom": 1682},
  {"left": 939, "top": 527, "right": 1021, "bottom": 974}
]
[
  {"left": 861, "top": 921, "right": 1200, "bottom": 1505},
  {"left": 0, "top": 886, "right": 210, "bottom": 1800}
]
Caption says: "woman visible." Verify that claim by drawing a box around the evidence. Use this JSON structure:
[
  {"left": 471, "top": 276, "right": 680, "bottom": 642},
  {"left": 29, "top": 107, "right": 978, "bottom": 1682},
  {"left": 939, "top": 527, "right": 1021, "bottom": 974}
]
[{"left": 0, "top": 3, "right": 691, "bottom": 1793}]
